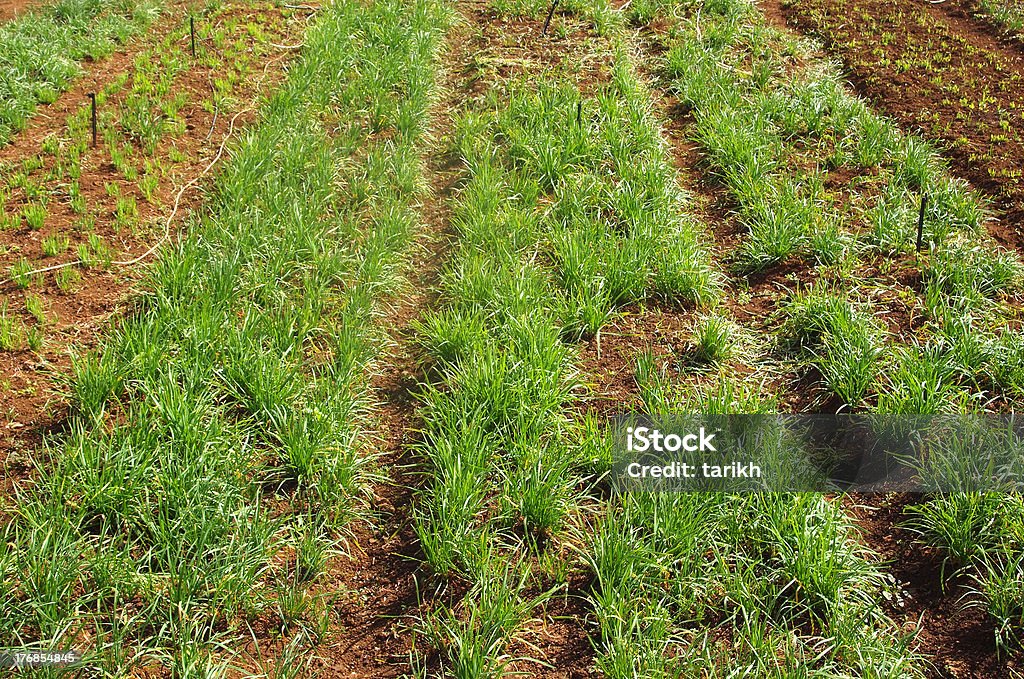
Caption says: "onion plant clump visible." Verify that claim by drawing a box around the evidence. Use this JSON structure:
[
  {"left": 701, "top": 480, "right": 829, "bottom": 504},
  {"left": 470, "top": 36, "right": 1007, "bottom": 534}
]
[{"left": 908, "top": 493, "right": 1024, "bottom": 652}]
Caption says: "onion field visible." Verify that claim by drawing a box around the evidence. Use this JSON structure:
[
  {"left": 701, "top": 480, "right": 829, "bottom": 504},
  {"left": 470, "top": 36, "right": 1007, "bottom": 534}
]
[{"left": 1, "top": 0, "right": 1023, "bottom": 676}]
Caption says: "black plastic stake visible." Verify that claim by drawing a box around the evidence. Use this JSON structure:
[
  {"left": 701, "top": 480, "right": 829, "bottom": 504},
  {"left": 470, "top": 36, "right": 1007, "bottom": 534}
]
[
  {"left": 576, "top": 100, "right": 582, "bottom": 126},
  {"left": 88, "top": 93, "right": 97, "bottom": 148},
  {"left": 916, "top": 192, "right": 928, "bottom": 252},
  {"left": 190, "top": 16, "right": 196, "bottom": 58},
  {"left": 542, "top": 0, "right": 558, "bottom": 35}
]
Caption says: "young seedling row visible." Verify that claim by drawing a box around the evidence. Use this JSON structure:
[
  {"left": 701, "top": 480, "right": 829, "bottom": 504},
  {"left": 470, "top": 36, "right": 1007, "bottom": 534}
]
[{"left": 0, "top": 0, "right": 300, "bottom": 481}]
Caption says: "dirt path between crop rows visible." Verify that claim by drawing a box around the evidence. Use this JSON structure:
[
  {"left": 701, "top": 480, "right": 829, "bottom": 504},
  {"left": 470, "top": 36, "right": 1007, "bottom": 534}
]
[
  {"left": 846, "top": 494, "right": 1022, "bottom": 678},
  {"left": 770, "top": 0, "right": 1024, "bottom": 250},
  {"left": 0, "top": 1, "right": 302, "bottom": 517}
]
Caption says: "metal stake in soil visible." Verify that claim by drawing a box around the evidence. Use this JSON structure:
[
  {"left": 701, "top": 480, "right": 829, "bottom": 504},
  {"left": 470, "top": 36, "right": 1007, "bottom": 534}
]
[
  {"left": 542, "top": 0, "right": 558, "bottom": 35},
  {"left": 88, "top": 93, "right": 97, "bottom": 148},
  {"left": 190, "top": 17, "right": 196, "bottom": 58},
  {"left": 576, "top": 100, "right": 582, "bottom": 125},
  {"left": 916, "top": 193, "right": 928, "bottom": 252}
]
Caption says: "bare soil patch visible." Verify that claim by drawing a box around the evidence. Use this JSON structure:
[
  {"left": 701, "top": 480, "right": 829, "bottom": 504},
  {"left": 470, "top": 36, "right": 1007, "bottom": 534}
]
[
  {"left": 576, "top": 302, "right": 689, "bottom": 417},
  {"left": 504, "top": 576, "right": 601, "bottom": 679},
  {"left": 0, "top": 0, "right": 38, "bottom": 23}
]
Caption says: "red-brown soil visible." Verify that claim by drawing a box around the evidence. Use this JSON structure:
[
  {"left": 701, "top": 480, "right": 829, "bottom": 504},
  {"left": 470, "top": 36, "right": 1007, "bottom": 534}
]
[
  {"left": 0, "top": 2, "right": 301, "bottom": 511},
  {"left": 577, "top": 303, "right": 690, "bottom": 418},
  {"left": 504, "top": 580, "right": 600, "bottom": 679},
  {"left": 772, "top": 0, "right": 1024, "bottom": 250},
  {"left": 0, "top": 0, "right": 37, "bottom": 23},
  {"left": 849, "top": 495, "right": 1024, "bottom": 678}
]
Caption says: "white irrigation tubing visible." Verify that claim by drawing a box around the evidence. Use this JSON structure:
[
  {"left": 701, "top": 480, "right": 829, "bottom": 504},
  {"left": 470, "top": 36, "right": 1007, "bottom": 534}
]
[
  {"left": 113, "top": 108, "right": 247, "bottom": 267},
  {"left": 204, "top": 98, "right": 219, "bottom": 142},
  {"left": 271, "top": 3, "right": 318, "bottom": 49},
  {"left": 0, "top": 21, "right": 308, "bottom": 290},
  {"left": 0, "top": 109, "right": 247, "bottom": 287}
]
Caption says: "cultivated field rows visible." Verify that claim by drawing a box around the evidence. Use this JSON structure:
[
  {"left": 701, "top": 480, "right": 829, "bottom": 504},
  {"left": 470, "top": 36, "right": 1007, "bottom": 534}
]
[
  {"left": 2, "top": 0, "right": 452, "bottom": 673},
  {"left": 0, "top": 0, "right": 165, "bottom": 143},
  {"left": 0, "top": 0, "right": 1022, "bottom": 676},
  {"left": 0, "top": 0, "right": 300, "bottom": 462}
]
